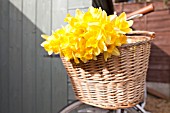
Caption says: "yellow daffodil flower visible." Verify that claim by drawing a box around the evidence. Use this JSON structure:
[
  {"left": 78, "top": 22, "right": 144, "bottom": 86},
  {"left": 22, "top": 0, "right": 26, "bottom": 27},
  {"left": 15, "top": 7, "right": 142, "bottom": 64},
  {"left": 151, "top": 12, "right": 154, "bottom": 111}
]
[{"left": 41, "top": 7, "right": 133, "bottom": 63}]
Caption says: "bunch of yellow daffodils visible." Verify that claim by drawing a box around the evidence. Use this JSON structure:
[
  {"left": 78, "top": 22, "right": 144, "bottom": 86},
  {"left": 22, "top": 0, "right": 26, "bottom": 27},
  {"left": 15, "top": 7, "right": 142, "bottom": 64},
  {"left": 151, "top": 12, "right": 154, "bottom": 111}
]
[{"left": 41, "top": 7, "right": 133, "bottom": 64}]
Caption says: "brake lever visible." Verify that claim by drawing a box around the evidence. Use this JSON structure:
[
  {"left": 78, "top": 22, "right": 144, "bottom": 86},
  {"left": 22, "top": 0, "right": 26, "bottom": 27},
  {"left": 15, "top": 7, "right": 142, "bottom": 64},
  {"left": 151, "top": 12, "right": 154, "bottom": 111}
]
[{"left": 127, "top": 14, "right": 143, "bottom": 21}]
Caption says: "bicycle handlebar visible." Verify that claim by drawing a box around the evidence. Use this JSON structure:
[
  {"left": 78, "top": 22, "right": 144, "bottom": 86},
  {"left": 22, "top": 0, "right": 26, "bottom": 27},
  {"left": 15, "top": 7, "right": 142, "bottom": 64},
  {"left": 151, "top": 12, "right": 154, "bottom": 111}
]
[{"left": 127, "top": 4, "right": 154, "bottom": 19}]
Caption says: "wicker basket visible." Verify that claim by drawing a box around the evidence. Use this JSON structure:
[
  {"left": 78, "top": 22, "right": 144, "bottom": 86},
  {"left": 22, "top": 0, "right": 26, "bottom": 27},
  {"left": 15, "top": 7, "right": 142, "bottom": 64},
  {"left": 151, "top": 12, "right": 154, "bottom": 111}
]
[{"left": 61, "top": 31, "right": 155, "bottom": 109}]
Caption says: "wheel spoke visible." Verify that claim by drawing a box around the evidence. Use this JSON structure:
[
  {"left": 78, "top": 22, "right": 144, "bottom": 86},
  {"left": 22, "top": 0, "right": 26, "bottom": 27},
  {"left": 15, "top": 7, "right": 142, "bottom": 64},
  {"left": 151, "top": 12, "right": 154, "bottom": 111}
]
[{"left": 78, "top": 107, "right": 109, "bottom": 113}]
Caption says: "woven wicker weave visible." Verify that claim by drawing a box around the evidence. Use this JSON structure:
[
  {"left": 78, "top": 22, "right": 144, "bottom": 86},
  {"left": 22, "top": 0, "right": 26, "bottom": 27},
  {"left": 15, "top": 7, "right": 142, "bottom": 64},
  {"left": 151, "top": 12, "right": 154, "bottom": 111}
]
[{"left": 61, "top": 31, "right": 155, "bottom": 109}]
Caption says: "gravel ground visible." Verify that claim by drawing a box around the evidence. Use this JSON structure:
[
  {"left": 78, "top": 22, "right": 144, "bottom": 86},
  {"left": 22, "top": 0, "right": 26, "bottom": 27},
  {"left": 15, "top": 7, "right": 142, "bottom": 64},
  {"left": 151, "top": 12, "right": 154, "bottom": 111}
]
[{"left": 145, "top": 94, "right": 170, "bottom": 113}]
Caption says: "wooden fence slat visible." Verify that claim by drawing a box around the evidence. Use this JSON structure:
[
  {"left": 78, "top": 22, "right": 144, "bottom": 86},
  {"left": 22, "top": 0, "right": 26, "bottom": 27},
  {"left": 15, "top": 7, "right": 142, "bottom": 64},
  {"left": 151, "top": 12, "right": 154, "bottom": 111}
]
[
  {"left": 68, "top": 8, "right": 88, "bottom": 16},
  {"left": 9, "top": 0, "right": 23, "bottom": 113},
  {"left": 52, "top": 0, "right": 67, "bottom": 30},
  {"left": 36, "top": 0, "right": 52, "bottom": 113},
  {"left": 22, "top": 0, "right": 36, "bottom": 113},
  {"left": 147, "top": 82, "right": 170, "bottom": 99},
  {"left": 51, "top": 1, "right": 68, "bottom": 113},
  {"left": 68, "top": 83, "right": 76, "bottom": 101},
  {"left": 51, "top": 57, "right": 68, "bottom": 113},
  {"left": 147, "top": 86, "right": 169, "bottom": 99},
  {"left": 68, "top": 0, "right": 91, "bottom": 9},
  {"left": 0, "top": 0, "right": 9, "bottom": 113}
]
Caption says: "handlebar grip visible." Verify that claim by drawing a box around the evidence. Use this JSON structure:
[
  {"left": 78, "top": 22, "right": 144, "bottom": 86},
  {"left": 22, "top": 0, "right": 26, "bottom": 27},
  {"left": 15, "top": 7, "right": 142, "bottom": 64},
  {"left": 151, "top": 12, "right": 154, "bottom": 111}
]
[{"left": 127, "top": 4, "right": 154, "bottom": 18}]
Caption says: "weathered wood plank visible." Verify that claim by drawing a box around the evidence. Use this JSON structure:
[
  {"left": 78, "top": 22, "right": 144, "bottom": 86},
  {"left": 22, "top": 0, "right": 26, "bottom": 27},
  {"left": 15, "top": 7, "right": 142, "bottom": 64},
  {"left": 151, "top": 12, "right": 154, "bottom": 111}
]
[
  {"left": 0, "top": 0, "right": 9, "bottom": 113},
  {"left": 147, "top": 86, "right": 169, "bottom": 100},
  {"left": 68, "top": 0, "right": 91, "bottom": 9},
  {"left": 22, "top": 0, "right": 36, "bottom": 113},
  {"left": 147, "top": 82, "right": 170, "bottom": 99},
  {"left": 68, "top": 8, "right": 88, "bottom": 16},
  {"left": 52, "top": 0, "right": 67, "bottom": 29},
  {"left": 9, "top": 0, "right": 23, "bottom": 113},
  {"left": 51, "top": 57, "right": 68, "bottom": 113},
  {"left": 68, "top": 83, "right": 76, "bottom": 101},
  {"left": 51, "top": 1, "right": 68, "bottom": 112},
  {"left": 36, "top": 0, "right": 52, "bottom": 113}
]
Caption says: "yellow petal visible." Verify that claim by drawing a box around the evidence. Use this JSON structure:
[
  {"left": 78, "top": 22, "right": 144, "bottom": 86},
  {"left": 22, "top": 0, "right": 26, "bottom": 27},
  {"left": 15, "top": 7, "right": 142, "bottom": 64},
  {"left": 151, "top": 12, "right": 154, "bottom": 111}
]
[
  {"left": 64, "top": 13, "right": 72, "bottom": 22},
  {"left": 99, "top": 40, "right": 107, "bottom": 51},
  {"left": 120, "top": 35, "right": 127, "bottom": 44},
  {"left": 41, "top": 35, "right": 49, "bottom": 40},
  {"left": 105, "top": 35, "right": 112, "bottom": 44},
  {"left": 93, "top": 47, "right": 101, "bottom": 56},
  {"left": 118, "top": 12, "right": 126, "bottom": 20},
  {"left": 127, "top": 20, "right": 133, "bottom": 27},
  {"left": 84, "top": 53, "right": 93, "bottom": 60},
  {"left": 102, "top": 10, "right": 107, "bottom": 21},
  {"left": 107, "top": 45, "right": 115, "bottom": 53},
  {"left": 48, "top": 50, "right": 53, "bottom": 55},
  {"left": 109, "top": 15, "right": 117, "bottom": 21},
  {"left": 104, "top": 52, "right": 111, "bottom": 61},
  {"left": 112, "top": 48, "right": 120, "bottom": 56},
  {"left": 75, "top": 9, "right": 83, "bottom": 17},
  {"left": 93, "top": 56, "right": 97, "bottom": 60},
  {"left": 73, "top": 53, "right": 80, "bottom": 64},
  {"left": 86, "top": 37, "right": 98, "bottom": 48},
  {"left": 41, "top": 41, "right": 48, "bottom": 47}
]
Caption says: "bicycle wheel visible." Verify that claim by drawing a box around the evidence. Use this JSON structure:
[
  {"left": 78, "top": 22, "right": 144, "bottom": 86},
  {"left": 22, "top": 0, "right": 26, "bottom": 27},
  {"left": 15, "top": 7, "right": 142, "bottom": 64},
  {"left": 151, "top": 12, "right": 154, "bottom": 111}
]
[
  {"left": 59, "top": 100, "right": 145, "bottom": 113},
  {"left": 59, "top": 100, "right": 109, "bottom": 113}
]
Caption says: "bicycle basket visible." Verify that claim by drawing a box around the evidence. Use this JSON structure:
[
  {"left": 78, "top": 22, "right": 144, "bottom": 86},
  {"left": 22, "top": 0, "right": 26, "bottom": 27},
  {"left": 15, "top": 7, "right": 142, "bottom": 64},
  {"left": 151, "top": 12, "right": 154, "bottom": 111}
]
[{"left": 61, "top": 31, "right": 155, "bottom": 110}]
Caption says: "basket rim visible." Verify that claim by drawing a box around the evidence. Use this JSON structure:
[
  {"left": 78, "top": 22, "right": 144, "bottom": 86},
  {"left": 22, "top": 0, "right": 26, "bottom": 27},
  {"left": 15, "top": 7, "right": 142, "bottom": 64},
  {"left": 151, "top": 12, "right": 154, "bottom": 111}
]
[
  {"left": 119, "top": 30, "right": 155, "bottom": 48},
  {"left": 119, "top": 36, "right": 152, "bottom": 48}
]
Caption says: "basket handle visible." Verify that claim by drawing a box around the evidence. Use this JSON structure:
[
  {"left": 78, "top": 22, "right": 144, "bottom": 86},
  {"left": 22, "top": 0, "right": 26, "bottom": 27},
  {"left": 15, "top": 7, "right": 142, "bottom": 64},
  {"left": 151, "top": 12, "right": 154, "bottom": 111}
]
[{"left": 127, "top": 31, "right": 155, "bottom": 39}]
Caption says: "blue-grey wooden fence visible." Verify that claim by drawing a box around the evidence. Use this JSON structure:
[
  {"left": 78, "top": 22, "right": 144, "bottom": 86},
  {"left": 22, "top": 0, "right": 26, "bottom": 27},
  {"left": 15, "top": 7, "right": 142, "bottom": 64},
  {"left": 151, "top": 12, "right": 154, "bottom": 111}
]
[
  {"left": 0, "top": 0, "right": 68, "bottom": 113},
  {"left": 0, "top": 0, "right": 91, "bottom": 113}
]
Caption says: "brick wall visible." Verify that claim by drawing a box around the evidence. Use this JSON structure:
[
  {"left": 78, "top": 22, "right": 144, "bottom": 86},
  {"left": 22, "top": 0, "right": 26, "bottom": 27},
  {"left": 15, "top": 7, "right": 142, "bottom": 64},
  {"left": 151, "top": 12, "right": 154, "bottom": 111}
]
[{"left": 114, "top": 1, "right": 170, "bottom": 83}]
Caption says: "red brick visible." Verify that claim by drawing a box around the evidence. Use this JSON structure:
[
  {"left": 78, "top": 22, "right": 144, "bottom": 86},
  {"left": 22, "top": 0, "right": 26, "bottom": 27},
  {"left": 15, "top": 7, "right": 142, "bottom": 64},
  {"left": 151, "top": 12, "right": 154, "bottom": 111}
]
[
  {"left": 152, "top": 32, "right": 170, "bottom": 46},
  {"left": 113, "top": 2, "right": 170, "bottom": 84}
]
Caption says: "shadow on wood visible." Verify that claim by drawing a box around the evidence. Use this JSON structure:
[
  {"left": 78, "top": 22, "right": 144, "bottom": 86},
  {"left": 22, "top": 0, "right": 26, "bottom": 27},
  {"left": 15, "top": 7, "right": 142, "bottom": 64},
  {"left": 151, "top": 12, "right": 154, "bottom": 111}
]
[{"left": 0, "top": 1, "right": 68, "bottom": 113}]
